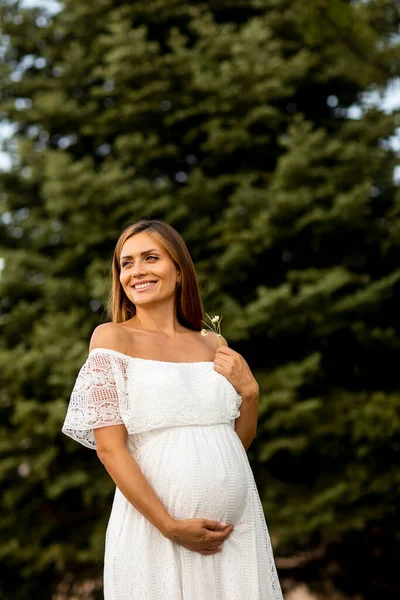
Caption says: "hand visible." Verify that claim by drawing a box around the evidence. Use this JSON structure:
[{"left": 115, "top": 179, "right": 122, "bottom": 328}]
[
  {"left": 168, "top": 518, "right": 234, "bottom": 555},
  {"left": 213, "top": 346, "right": 259, "bottom": 400}
]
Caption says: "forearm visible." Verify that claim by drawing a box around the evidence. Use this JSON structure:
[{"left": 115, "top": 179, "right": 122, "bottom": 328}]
[
  {"left": 97, "top": 447, "right": 176, "bottom": 538},
  {"left": 234, "top": 386, "right": 259, "bottom": 451}
]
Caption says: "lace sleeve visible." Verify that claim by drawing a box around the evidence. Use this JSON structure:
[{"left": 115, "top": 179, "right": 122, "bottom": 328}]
[{"left": 62, "top": 350, "right": 127, "bottom": 450}]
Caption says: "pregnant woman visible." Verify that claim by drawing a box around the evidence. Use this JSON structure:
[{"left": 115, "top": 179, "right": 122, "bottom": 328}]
[{"left": 62, "top": 219, "right": 283, "bottom": 600}]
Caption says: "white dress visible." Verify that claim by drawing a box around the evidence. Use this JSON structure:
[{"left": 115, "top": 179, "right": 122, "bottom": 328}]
[{"left": 62, "top": 348, "right": 283, "bottom": 600}]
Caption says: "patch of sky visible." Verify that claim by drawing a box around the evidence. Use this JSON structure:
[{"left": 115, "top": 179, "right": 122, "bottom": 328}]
[
  {"left": 0, "top": 122, "right": 16, "bottom": 171},
  {"left": 20, "top": 0, "right": 61, "bottom": 13},
  {"left": 343, "top": 78, "right": 400, "bottom": 120}
]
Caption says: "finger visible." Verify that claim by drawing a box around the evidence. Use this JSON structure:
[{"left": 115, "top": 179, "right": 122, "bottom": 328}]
[
  {"left": 210, "top": 522, "right": 233, "bottom": 533},
  {"left": 199, "top": 548, "right": 221, "bottom": 555},
  {"left": 215, "top": 346, "right": 235, "bottom": 357},
  {"left": 180, "top": 543, "right": 216, "bottom": 554},
  {"left": 213, "top": 362, "right": 228, "bottom": 372},
  {"left": 180, "top": 544, "right": 194, "bottom": 552},
  {"left": 213, "top": 362, "right": 230, "bottom": 374},
  {"left": 203, "top": 538, "right": 226, "bottom": 547},
  {"left": 203, "top": 519, "right": 231, "bottom": 531},
  {"left": 214, "top": 355, "right": 230, "bottom": 366},
  {"left": 207, "top": 527, "right": 234, "bottom": 542},
  {"left": 190, "top": 546, "right": 220, "bottom": 554},
  {"left": 214, "top": 353, "right": 231, "bottom": 364},
  {"left": 181, "top": 542, "right": 216, "bottom": 554}
]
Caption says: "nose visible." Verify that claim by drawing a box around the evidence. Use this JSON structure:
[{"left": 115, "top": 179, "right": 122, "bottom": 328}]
[{"left": 131, "top": 261, "right": 147, "bottom": 280}]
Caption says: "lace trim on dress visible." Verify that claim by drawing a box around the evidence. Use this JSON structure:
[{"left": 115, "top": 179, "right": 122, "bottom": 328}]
[
  {"left": 62, "top": 351, "right": 129, "bottom": 449},
  {"left": 62, "top": 348, "right": 242, "bottom": 449}
]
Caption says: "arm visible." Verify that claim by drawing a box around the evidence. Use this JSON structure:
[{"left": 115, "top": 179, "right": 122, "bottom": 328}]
[
  {"left": 232, "top": 384, "right": 259, "bottom": 451},
  {"left": 214, "top": 336, "right": 259, "bottom": 451},
  {"left": 94, "top": 425, "right": 176, "bottom": 538}
]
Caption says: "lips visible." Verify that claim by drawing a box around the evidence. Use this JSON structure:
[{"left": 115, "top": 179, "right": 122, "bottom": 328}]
[{"left": 132, "top": 280, "right": 158, "bottom": 291}]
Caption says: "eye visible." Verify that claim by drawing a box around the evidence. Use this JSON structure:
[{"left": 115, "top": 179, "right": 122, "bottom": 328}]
[
  {"left": 145, "top": 255, "right": 159, "bottom": 261},
  {"left": 121, "top": 261, "right": 132, "bottom": 268}
]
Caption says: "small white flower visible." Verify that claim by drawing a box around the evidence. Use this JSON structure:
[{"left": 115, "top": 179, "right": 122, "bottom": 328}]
[{"left": 201, "top": 313, "right": 224, "bottom": 346}]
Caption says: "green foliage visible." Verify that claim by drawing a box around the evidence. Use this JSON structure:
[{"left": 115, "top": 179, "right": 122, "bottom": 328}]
[{"left": 0, "top": 0, "right": 399, "bottom": 598}]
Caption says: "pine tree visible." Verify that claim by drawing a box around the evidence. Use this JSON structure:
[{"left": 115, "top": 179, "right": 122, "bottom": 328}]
[{"left": 0, "top": 1, "right": 399, "bottom": 598}]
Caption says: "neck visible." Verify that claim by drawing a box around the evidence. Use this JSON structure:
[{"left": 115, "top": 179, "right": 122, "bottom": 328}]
[{"left": 133, "top": 302, "right": 184, "bottom": 337}]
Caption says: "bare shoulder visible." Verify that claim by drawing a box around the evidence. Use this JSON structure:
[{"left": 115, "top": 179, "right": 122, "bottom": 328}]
[
  {"left": 89, "top": 322, "right": 129, "bottom": 354},
  {"left": 203, "top": 330, "right": 229, "bottom": 350},
  {"left": 219, "top": 335, "right": 229, "bottom": 347}
]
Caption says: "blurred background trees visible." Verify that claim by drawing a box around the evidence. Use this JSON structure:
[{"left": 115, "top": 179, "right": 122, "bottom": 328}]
[{"left": 0, "top": 0, "right": 399, "bottom": 598}]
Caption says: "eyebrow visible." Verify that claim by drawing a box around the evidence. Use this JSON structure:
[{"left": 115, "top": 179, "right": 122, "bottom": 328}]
[{"left": 120, "top": 249, "right": 160, "bottom": 261}]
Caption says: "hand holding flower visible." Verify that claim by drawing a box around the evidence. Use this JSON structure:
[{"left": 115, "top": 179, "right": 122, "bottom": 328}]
[
  {"left": 213, "top": 346, "right": 259, "bottom": 401},
  {"left": 201, "top": 314, "right": 259, "bottom": 400},
  {"left": 201, "top": 314, "right": 259, "bottom": 449}
]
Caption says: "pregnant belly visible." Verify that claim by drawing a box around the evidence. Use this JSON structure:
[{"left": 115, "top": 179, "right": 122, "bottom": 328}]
[{"left": 130, "top": 424, "right": 249, "bottom": 524}]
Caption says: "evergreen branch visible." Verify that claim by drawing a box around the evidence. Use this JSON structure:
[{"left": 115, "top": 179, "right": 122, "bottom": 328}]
[{"left": 314, "top": 0, "right": 392, "bottom": 78}]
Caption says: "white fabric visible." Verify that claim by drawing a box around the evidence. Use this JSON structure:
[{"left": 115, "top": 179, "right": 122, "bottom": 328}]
[{"left": 62, "top": 348, "right": 283, "bottom": 600}]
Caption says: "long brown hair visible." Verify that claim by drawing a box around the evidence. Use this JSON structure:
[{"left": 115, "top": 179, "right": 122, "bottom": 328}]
[{"left": 108, "top": 219, "right": 204, "bottom": 330}]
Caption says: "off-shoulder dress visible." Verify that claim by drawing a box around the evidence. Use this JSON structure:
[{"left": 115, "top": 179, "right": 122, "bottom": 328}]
[{"left": 62, "top": 348, "right": 283, "bottom": 600}]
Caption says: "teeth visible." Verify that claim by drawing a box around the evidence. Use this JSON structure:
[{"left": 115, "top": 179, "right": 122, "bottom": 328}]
[{"left": 134, "top": 281, "right": 156, "bottom": 289}]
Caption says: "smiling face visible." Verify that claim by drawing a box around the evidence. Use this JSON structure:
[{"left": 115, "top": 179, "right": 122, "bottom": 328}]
[{"left": 119, "top": 231, "right": 180, "bottom": 309}]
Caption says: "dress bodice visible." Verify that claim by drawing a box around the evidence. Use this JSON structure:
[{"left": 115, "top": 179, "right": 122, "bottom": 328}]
[{"left": 62, "top": 348, "right": 242, "bottom": 449}]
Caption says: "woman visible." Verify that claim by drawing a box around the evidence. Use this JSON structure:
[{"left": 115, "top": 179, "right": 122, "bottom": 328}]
[{"left": 62, "top": 219, "right": 283, "bottom": 600}]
